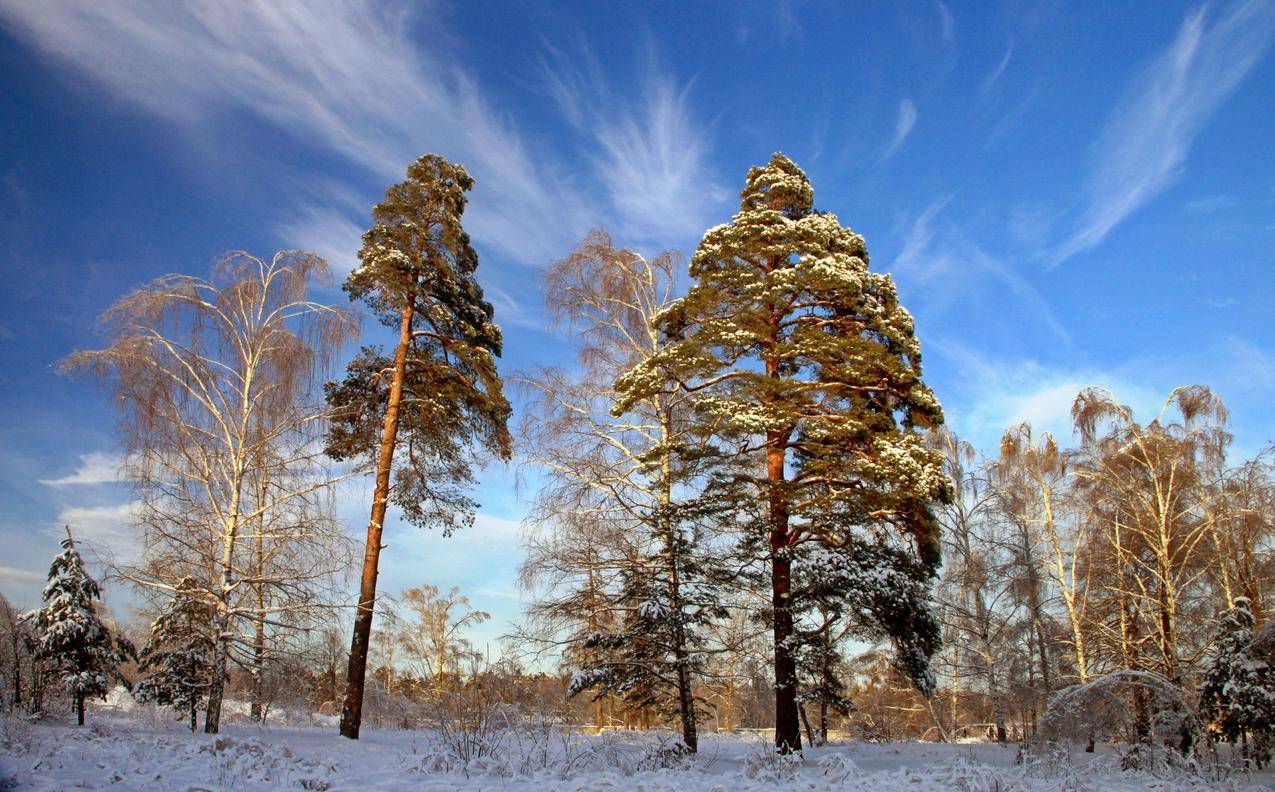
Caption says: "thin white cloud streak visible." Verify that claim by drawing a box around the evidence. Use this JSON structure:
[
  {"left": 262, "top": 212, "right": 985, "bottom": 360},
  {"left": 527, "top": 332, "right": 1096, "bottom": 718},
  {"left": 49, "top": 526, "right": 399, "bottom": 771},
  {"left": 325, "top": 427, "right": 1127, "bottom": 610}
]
[
  {"left": 980, "top": 44, "right": 1014, "bottom": 97},
  {"left": 936, "top": 1, "right": 955, "bottom": 48},
  {"left": 50, "top": 502, "right": 140, "bottom": 561},
  {"left": 38, "top": 452, "right": 121, "bottom": 487},
  {"left": 1184, "top": 194, "right": 1239, "bottom": 213},
  {"left": 932, "top": 342, "right": 1164, "bottom": 451},
  {"left": 895, "top": 201, "right": 1071, "bottom": 345},
  {"left": 0, "top": 0, "right": 591, "bottom": 266},
  {"left": 540, "top": 41, "right": 726, "bottom": 247},
  {"left": 0, "top": 566, "right": 45, "bottom": 587},
  {"left": 277, "top": 204, "right": 366, "bottom": 279},
  {"left": 1052, "top": 0, "right": 1275, "bottom": 266},
  {"left": 776, "top": 1, "right": 803, "bottom": 44},
  {"left": 883, "top": 99, "right": 918, "bottom": 159}
]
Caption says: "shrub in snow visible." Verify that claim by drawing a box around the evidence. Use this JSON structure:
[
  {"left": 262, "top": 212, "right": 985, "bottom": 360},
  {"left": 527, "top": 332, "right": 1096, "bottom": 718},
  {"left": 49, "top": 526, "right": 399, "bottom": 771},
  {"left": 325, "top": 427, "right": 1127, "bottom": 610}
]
[
  {"left": 359, "top": 678, "right": 423, "bottom": 729},
  {"left": 1037, "top": 669, "right": 1214, "bottom": 777},
  {"left": 427, "top": 688, "right": 513, "bottom": 774},
  {"left": 196, "top": 736, "right": 337, "bottom": 788},
  {"left": 0, "top": 704, "right": 33, "bottom": 754},
  {"left": 633, "top": 733, "right": 694, "bottom": 771},
  {"left": 817, "top": 752, "right": 860, "bottom": 782},
  {"left": 743, "top": 741, "right": 802, "bottom": 782}
]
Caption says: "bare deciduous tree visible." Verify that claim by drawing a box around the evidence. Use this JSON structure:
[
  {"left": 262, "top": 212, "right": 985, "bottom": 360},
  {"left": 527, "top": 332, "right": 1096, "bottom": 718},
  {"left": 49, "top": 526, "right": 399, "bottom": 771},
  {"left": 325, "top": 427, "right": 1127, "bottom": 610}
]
[{"left": 65, "top": 250, "right": 356, "bottom": 732}]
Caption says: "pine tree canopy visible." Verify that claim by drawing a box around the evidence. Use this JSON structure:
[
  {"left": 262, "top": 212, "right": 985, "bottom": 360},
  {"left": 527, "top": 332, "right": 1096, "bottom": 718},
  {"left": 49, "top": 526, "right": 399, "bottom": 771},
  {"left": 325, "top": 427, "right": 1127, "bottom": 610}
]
[
  {"left": 325, "top": 153, "right": 512, "bottom": 533},
  {"left": 615, "top": 152, "right": 951, "bottom": 567},
  {"left": 1199, "top": 597, "right": 1275, "bottom": 746}
]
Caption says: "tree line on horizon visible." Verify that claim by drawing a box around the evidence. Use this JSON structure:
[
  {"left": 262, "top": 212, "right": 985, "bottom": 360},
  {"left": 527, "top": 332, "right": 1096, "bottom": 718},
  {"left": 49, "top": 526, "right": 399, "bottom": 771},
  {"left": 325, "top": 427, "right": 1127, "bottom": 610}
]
[{"left": 0, "top": 152, "right": 1270, "bottom": 764}]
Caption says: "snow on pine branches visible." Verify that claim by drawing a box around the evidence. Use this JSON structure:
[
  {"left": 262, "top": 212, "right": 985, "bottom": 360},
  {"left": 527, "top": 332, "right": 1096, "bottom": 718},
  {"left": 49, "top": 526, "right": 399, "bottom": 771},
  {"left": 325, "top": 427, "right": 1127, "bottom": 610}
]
[
  {"left": 1198, "top": 597, "right": 1275, "bottom": 766},
  {"left": 614, "top": 153, "right": 950, "bottom": 752},
  {"left": 134, "top": 577, "right": 217, "bottom": 732},
  {"left": 21, "top": 528, "right": 134, "bottom": 726}
]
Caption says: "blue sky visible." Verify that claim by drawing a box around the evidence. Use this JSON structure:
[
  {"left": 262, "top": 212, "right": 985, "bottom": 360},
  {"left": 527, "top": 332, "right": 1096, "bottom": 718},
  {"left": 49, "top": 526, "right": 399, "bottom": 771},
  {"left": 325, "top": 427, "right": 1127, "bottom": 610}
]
[{"left": 1, "top": 1, "right": 1273, "bottom": 653}]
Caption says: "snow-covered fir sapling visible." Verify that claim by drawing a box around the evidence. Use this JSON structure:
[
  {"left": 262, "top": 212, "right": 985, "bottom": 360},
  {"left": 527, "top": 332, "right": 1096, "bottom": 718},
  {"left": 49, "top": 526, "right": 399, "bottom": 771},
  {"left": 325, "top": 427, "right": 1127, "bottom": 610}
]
[
  {"left": 22, "top": 528, "right": 134, "bottom": 726},
  {"left": 614, "top": 153, "right": 952, "bottom": 753},
  {"left": 134, "top": 577, "right": 216, "bottom": 732},
  {"left": 1199, "top": 596, "right": 1275, "bottom": 767}
]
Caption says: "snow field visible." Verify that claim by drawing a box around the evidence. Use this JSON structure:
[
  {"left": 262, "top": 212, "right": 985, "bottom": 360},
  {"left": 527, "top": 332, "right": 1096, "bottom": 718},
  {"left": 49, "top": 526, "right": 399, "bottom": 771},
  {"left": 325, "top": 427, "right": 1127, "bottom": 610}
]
[{"left": 1, "top": 713, "right": 1267, "bottom": 791}]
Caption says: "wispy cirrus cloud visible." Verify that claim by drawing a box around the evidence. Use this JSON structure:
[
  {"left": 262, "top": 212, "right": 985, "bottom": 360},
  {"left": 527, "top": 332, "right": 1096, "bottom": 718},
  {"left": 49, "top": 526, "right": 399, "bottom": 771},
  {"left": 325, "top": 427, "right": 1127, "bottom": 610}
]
[
  {"left": 1051, "top": 0, "right": 1275, "bottom": 266},
  {"left": 0, "top": 0, "right": 725, "bottom": 268},
  {"left": 540, "top": 40, "right": 726, "bottom": 248},
  {"left": 50, "top": 502, "right": 140, "bottom": 561},
  {"left": 895, "top": 201, "right": 1070, "bottom": 345},
  {"left": 883, "top": 98, "right": 918, "bottom": 159},
  {"left": 980, "top": 44, "right": 1014, "bottom": 98},
  {"left": 276, "top": 202, "right": 367, "bottom": 279},
  {"left": 935, "top": 1, "right": 955, "bottom": 49},
  {"left": 38, "top": 452, "right": 121, "bottom": 487},
  {"left": 0, "top": 565, "right": 45, "bottom": 587}
]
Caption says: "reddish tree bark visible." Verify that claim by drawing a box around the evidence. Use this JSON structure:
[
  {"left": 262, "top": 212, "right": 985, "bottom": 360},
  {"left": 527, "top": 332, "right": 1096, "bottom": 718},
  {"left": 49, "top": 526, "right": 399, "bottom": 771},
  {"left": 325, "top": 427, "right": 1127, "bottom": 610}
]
[{"left": 339, "top": 297, "right": 414, "bottom": 739}]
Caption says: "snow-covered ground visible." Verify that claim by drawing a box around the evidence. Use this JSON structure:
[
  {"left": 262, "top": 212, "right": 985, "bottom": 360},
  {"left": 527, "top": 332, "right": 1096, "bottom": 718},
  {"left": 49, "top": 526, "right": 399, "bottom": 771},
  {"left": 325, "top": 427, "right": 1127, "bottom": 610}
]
[{"left": 1, "top": 708, "right": 1270, "bottom": 790}]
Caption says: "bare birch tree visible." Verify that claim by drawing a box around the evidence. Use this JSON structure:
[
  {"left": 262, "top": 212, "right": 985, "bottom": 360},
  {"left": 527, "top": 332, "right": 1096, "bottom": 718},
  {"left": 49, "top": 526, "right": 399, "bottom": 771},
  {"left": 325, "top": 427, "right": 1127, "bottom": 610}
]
[
  {"left": 932, "top": 431, "right": 1017, "bottom": 741},
  {"left": 1071, "top": 386, "right": 1231, "bottom": 683},
  {"left": 64, "top": 250, "right": 355, "bottom": 732},
  {"left": 996, "top": 424, "right": 1090, "bottom": 685}
]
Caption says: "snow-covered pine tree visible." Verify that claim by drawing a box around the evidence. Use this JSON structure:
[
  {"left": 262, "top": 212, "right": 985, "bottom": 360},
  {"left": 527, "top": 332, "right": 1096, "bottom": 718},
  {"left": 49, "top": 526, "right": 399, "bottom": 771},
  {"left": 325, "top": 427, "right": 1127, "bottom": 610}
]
[
  {"left": 569, "top": 492, "right": 729, "bottom": 751},
  {"left": 22, "top": 528, "right": 134, "bottom": 726},
  {"left": 615, "top": 153, "right": 951, "bottom": 752},
  {"left": 134, "top": 578, "right": 216, "bottom": 732},
  {"left": 1199, "top": 597, "right": 1275, "bottom": 766}
]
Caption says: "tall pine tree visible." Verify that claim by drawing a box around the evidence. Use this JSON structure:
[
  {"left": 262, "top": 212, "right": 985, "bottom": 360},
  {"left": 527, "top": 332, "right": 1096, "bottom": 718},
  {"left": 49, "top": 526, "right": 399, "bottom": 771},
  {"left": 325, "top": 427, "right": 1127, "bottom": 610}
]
[
  {"left": 134, "top": 578, "right": 216, "bottom": 732},
  {"left": 23, "top": 528, "right": 134, "bottom": 726},
  {"left": 616, "top": 153, "right": 950, "bottom": 752},
  {"left": 325, "top": 154, "right": 511, "bottom": 739}
]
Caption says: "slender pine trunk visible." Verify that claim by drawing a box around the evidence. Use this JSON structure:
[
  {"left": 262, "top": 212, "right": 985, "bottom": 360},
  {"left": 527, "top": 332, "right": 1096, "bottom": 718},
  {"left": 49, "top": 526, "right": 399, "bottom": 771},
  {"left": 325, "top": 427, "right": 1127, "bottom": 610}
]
[
  {"left": 799, "top": 702, "right": 815, "bottom": 746},
  {"left": 340, "top": 297, "right": 414, "bottom": 739},
  {"left": 76, "top": 693, "right": 85, "bottom": 726},
  {"left": 771, "top": 540, "right": 800, "bottom": 753},
  {"left": 660, "top": 423, "right": 697, "bottom": 753}
]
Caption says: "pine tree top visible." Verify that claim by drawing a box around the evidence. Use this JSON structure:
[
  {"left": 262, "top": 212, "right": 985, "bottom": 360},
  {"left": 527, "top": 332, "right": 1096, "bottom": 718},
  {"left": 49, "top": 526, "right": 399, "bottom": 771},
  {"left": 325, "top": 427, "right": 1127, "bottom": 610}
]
[
  {"left": 324, "top": 154, "right": 513, "bottom": 532},
  {"left": 344, "top": 154, "right": 500, "bottom": 353},
  {"left": 614, "top": 152, "right": 950, "bottom": 566}
]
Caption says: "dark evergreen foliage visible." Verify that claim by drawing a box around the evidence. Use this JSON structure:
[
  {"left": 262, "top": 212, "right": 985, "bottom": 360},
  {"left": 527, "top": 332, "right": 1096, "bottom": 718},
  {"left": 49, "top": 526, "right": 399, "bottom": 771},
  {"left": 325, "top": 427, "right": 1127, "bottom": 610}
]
[
  {"left": 23, "top": 530, "right": 134, "bottom": 725},
  {"left": 134, "top": 578, "right": 216, "bottom": 732}
]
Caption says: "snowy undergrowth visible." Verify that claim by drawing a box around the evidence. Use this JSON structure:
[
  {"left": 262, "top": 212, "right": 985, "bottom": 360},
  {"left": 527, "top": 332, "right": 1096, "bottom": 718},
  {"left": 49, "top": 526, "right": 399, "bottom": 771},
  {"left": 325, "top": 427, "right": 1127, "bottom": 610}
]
[{"left": 0, "top": 717, "right": 1267, "bottom": 791}]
